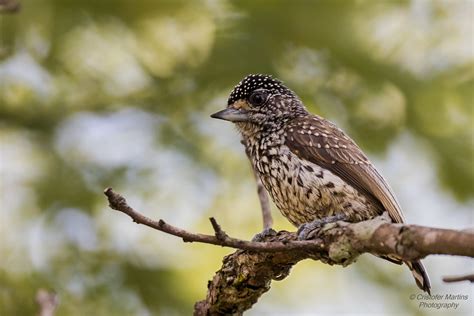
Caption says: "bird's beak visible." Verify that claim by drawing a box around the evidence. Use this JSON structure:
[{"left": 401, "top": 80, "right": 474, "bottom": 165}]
[{"left": 210, "top": 107, "right": 250, "bottom": 122}]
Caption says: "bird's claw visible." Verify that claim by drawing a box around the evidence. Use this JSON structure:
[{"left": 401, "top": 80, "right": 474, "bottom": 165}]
[
  {"left": 297, "top": 221, "right": 322, "bottom": 240},
  {"left": 297, "top": 214, "right": 347, "bottom": 240},
  {"left": 252, "top": 227, "right": 277, "bottom": 242}
]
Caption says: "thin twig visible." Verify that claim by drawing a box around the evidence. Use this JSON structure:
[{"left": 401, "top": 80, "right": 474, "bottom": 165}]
[
  {"left": 255, "top": 176, "right": 273, "bottom": 229},
  {"left": 0, "top": 0, "right": 20, "bottom": 13},
  {"left": 241, "top": 138, "right": 273, "bottom": 230},
  {"left": 104, "top": 187, "right": 322, "bottom": 252},
  {"left": 442, "top": 274, "right": 474, "bottom": 283},
  {"left": 209, "top": 217, "right": 229, "bottom": 241},
  {"left": 36, "top": 289, "right": 58, "bottom": 316},
  {"left": 104, "top": 188, "right": 474, "bottom": 259}
]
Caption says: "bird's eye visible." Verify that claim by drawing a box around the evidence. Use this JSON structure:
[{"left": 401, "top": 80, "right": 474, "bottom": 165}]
[{"left": 248, "top": 91, "right": 268, "bottom": 106}]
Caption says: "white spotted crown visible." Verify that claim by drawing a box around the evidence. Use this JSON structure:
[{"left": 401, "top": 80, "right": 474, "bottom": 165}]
[{"left": 227, "top": 74, "right": 295, "bottom": 105}]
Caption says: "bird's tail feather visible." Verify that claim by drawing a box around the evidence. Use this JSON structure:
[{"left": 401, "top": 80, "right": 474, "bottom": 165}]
[
  {"left": 405, "top": 260, "right": 431, "bottom": 294},
  {"left": 378, "top": 255, "right": 431, "bottom": 294}
]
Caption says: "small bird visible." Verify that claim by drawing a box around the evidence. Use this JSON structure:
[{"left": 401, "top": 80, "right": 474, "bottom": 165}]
[{"left": 211, "top": 74, "right": 431, "bottom": 293}]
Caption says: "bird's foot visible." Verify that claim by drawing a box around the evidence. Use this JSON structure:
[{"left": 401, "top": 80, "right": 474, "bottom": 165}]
[
  {"left": 252, "top": 227, "right": 277, "bottom": 242},
  {"left": 297, "top": 214, "right": 347, "bottom": 240}
]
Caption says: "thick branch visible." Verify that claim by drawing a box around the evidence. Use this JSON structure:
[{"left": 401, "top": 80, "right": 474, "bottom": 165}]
[
  {"left": 104, "top": 188, "right": 474, "bottom": 315},
  {"left": 193, "top": 231, "right": 319, "bottom": 316}
]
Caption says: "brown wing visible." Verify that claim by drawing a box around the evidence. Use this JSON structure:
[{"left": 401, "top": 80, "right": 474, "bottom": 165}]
[{"left": 285, "top": 115, "right": 405, "bottom": 224}]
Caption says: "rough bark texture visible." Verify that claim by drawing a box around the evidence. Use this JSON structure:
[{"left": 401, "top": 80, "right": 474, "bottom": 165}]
[
  {"left": 195, "top": 235, "right": 294, "bottom": 315},
  {"left": 103, "top": 188, "right": 474, "bottom": 316},
  {"left": 193, "top": 231, "right": 323, "bottom": 316},
  {"left": 192, "top": 218, "right": 474, "bottom": 315}
]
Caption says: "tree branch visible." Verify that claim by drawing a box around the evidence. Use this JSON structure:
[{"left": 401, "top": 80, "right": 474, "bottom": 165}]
[
  {"left": 443, "top": 274, "right": 474, "bottom": 283},
  {"left": 0, "top": 0, "right": 20, "bottom": 13},
  {"left": 36, "top": 289, "right": 58, "bottom": 316},
  {"left": 104, "top": 188, "right": 322, "bottom": 252},
  {"left": 103, "top": 188, "right": 474, "bottom": 315},
  {"left": 241, "top": 139, "right": 273, "bottom": 230}
]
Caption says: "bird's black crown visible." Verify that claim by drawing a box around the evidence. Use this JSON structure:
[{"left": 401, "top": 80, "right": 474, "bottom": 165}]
[{"left": 227, "top": 74, "right": 295, "bottom": 105}]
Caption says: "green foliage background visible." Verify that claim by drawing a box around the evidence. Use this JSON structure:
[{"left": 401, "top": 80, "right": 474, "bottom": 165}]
[{"left": 1, "top": 0, "right": 473, "bottom": 315}]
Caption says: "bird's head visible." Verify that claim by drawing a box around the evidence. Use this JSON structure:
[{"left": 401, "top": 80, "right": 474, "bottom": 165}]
[{"left": 211, "top": 74, "right": 307, "bottom": 136}]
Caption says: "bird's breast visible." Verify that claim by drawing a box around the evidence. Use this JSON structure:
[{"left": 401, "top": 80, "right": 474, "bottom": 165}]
[{"left": 248, "top": 141, "right": 378, "bottom": 226}]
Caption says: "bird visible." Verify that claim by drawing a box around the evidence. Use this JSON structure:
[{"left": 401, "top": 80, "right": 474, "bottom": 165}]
[{"left": 211, "top": 74, "right": 431, "bottom": 294}]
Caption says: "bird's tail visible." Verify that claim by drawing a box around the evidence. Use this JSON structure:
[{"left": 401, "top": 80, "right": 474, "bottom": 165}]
[{"left": 405, "top": 260, "right": 431, "bottom": 294}]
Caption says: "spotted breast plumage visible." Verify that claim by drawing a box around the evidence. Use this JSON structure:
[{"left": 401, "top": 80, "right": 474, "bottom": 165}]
[{"left": 211, "top": 74, "right": 431, "bottom": 293}]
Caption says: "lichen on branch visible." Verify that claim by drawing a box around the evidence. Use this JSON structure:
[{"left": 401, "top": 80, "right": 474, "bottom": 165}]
[{"left": 103, "top": 188, "right": 474, "bottom": 315}]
